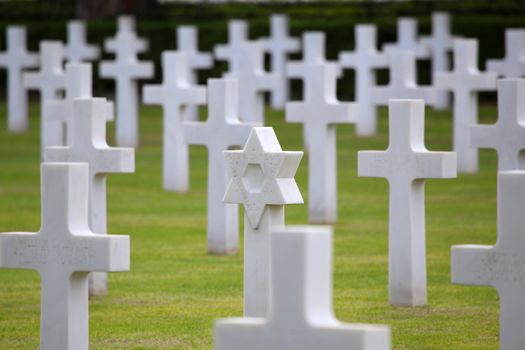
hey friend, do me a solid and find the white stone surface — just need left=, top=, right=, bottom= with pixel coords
left=358, top=99, right=457, bottom=306
left=177, top=25, right=213, bottom=121
left=471, top=79, right=525, bottom=171
left=383, top=18, right=430, bottom=59
left=24, top=41, right=66, bottom=157
left=215, top=226, right=391, bottom=350
left=224, top=127, right=303, bottom=317
left=185, top=79, right=257, bottom=254
left=371, top=50, right=437, bottom=108
left=487, top=29, right=525, bottom=78
left=227, top=41, right=279, bottom=123
left=44, top=63, right=114, bottom=147
left=452, top=171, right=525, bottom=350
left=45, top=98, right=134, bottom=295
left=0, top=162, right=130, bottom=350
left=143, top=51, right=206, bottom=192
left=286, top=63, right=356, bottom=224
left=214, top=20, right=248, bottom=75
left=434, top=39, right=497, bottom=173
left=0, top=26, right=38, bottom=132
left=421, top=12, right=455, bottom=110
left=64, top=20, right=100, bottom=63
left=261, top=14, right=300, bottom=109
left=100, top=15, right=153, bottom=148
left=339, top=24, right=388, bottom=135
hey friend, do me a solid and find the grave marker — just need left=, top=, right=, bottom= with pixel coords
left=0, top=163, right=130, bottom=350
left=383, top=18, right=430, bottom=59
left=215, top=226, right=391, bottom=350
left=0, top=26, right=38, bottom=132
left=434, top=39, right=497, bottom=173
left=45, top=98, right=134, bottom=295
left=487, top=29, right=525, bottom=78
left=224, top=127, right=303, bottom=317
left=215, top=20, right=248, bottom=75
left=358, top=99, right=457, bottom=306
left=64, top=20, right=100, bottom=63
left=143, top=51, right=206, bottom=192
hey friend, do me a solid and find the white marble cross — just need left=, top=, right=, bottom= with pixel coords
left=143, top=51, right=206, bottom=192
left=358, top=99, right=457, bottom=306
left=487, top=29, right=525, bottom=78
left=383, top=17, right=430, bottom=59
left=64, top=20, right=100, bottom=63
left=214, top=20, right=248, bottom=75
left=24, top=41, right=66, bottom=157
left=452, top=171, right=525, bottom=350
left=45, top=98, right=134, bottom=296
left=261, top=14, right=300, bottom=109
left=0, top=26, right=38, bottom=132
left=176, top=25, right=213, bottom=121
left=100, top=15, right=153, bottom=148
left=185, top=79, right=257, bottom=255
left=421, top=12, right=455, bottom=110
left=224, top=127, right=303, bottom=317
left=286, top=63, right=355, bottom=224
left=339, top=24, right=388, bottom=136
left=471, top=79, right=525, bottom=171
left=434, top=39, right=497, bottom=173
left=371, top=50, right=437, bottom=108
left=0, top=162, right=130, bottom=350
left=44, top=63, right=114, bottom=146
left=229, top=41, right=279, bottom=123
left=215, top=226, right=391, bottom=350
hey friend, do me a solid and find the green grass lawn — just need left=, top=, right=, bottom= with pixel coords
left=0, top=102, right=500, bottom=349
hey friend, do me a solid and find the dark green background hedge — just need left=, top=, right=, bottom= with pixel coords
left=0, top=0, right=524, bottom=101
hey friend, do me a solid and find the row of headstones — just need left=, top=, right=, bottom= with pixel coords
left=1, top=91, right=524, bottom=348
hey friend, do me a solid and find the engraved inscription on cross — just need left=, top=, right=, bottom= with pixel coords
left=487, top=29, right=525, bottom=78
left=358, top=100, right=457, bottom=306
left=471, top=79, right=525, bottom=171
left=45, top=98, right=134, bottom=295
left=185, top=79, right=258, bottom=255
left=224, top=127, right=303, bottom=317
left=143, top=51, right=206, bottom=192
left=214, top=20, right=248, bottom=75
left=0, top=163, right=130, bottom=350
left=434, top=39, right=497, bottom=173
left=215, top=226, right=391, bottom=350
left=452, top=171, right=525, bottom=350
left=339, top=24, right=388, bottom=136
left=286, top=63, right=355, bottom=224
left=64, top=20, right=100, bottom=63
left=0, top=26, right=38, bottom=132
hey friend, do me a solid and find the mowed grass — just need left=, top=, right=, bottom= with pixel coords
left=0, top=101, right=500, bottom=349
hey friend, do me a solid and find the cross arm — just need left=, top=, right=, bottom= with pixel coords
left=191, top=52, right=213, bottom=69
left=415, top=151, right=457, bottom=179
left=130, top=61, right=154, bottom=79
left=0, top=232, right=39, bottom=270
left=142, top=85, right=164, bottom=105
left=97, top=148, right=135, bottom=173
left=451, top=245, right=495, bottom=287
left=470, top=125, right=496, bottom=149
left=357, top=151, right=390, bottom=179
left=326, top=102, right=357, bottom=125
left=23, top=72, right=42, bottom=89
left=43, top=100, right=67, bottom=123
left=98, top=62, right=116, bottom=78
left=183, top=121, right=207, bottom=145
left=74, top=234, right=130, bottom=272
left=179, top=86, right=207, bottom=106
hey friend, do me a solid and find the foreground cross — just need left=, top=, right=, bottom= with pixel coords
left=487, top=29, right=525, bottom=78
left=185, top=79, right=257, bottom=254
left=383, top=18, right=429, bottom=59
left=64, top=20, right=100, bottom=63
left=0, top=163, right=130, bottom=350
left=45, top=98, right=134, bottom=295
left=339, top=24, right=387, bottom=135
left=224, top=127, right=303, bottom=317
left=24, top=41, right=66, bottom=157
left=286, top=63, right=355, bottom=223
left=452, top=171, right=525, bottom=350
left=421, top=12, right=454, bottom=110
left=471, top=79, right=525, bottom=171
left=358, top=100, right=457, bottom=306
left=215, top=226, right=391, bottom=350
left=214, top=20, right=248, bottom=75
left=100, top=15, right=153, bottom=147
left=0, top=26, right=38, bottom=132
left=143, top=51, right=206, bottom=192
left=261, top=14, right=300, bottom=109
left=434, top=39, right=497, bottom=173
left=44, top=63, right=113, bottom=146
left=176, top=25, right=212, bottom=121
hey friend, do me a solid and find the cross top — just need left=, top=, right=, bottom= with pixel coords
left=177, top=26, right=212, bottom=69
left=64, top=20, right=100, bottom=63
left=339, top=25, right=387, bottom=72
left=223, top=127, right=303, bottom=229
left=214, top=20, right=248, bottom=74
left=471, top=79, right=525, bottom=171
left=422, top=12, right=453, bottom=51
left=487, top=29, right=525, bottom=78
left=384, top=18, right=429, bottom=58
left=24, top=41, right=66, bottom=97
left=0, top=26, right=38, bottom=68
left=264, top=14, right=300, bottom=54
